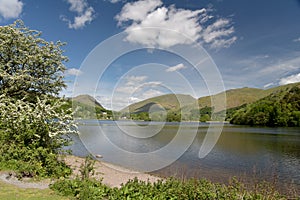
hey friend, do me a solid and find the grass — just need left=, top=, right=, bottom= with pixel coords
left=0, top=180, right=69, bottom=200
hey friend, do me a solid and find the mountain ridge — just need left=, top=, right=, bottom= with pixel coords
left=123, top=83, right=300, bottom=114
left=72, top=94, right=104, bottom=109
left=70, top=82, right=300, bottom=123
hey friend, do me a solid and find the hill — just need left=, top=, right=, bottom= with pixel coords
left=198, top=83, right=300, bottom=109
left=122, top=94, right=197, bottom=113
left=118, top=94, right=197, bottom=121
left=229, top=83, right=300, bottom=126
left=71, top=95, right=112, bottom=119
left=72, top=94, right=104, bottom=109
left=121, top=82, right=300, bottom=123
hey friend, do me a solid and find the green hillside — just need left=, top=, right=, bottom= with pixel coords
left=198, top=82, right=300, bottom=109
left=118, top=94, right=197, bottom=121
left=71, top=95, right=112, bottom=119
left=198, top=87, right=277, bottom=110
left=122, top=94, right=197, bottom=113
left=68, top=83, right=300, bottom=122
left=229, top=84, right=300, bottom=126
left=72, top=94, right=105, bottom=109
left=121, top=82, right=300, bottom=123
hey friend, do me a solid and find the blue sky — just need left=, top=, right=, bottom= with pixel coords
left=1, top=0, right=300, bottom=110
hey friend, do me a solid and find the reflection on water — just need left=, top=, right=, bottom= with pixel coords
left=68, top=120, right=300, bottom=191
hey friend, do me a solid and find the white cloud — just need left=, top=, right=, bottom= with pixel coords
left=99, top=87, right=163, bottom=110
left=0, top=0, right=23, bottom=19
left=108, top=0, right=124, bottom=3
left=166, top=63, right=186, bottom=72
left=125, top=75, right=147, bottom=85
left=222, top=52, right=300, bottom=89
left=65, top=68, right=82, bottom=76
left=62, top=0, right=95, bottom=29
left=111, top=75, right=165, bottom=110
left=263, top=82, right=274, bottom=88
left=279, top=73, right=300, bottom=85
left=115, top=76, right=162, bottom=95
left=115, top=0, right=236, bottom=49
left=97, top=95, right=128, bottom=110
left=115, top=75, right=147, bottom=93
left=116, top=0, right=162, bottom=23
left=69, top=7, right=94, bottom=29
left=293, top=37, right=300, bottom=42
left=202, top=19, right=237, bottom=49
left=259, top=56, right=300, bottom=75
left=68, top=0, right=87, bottom=13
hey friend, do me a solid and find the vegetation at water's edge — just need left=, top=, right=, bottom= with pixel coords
left=50, top=156, right=298, bottom=200
left=51, top=177, right=290, bottom=200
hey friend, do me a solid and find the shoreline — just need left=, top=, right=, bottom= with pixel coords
left=64, top=155, right=161, bottom=188
left=0, top=155, right=161, bottom=189
left=1, top=155, right=299, bottom=195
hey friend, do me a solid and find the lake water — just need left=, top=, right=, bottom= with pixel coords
left=68, top=120, right=300, bottom=192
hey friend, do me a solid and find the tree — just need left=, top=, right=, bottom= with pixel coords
left=200, top=114, right=210, bottom=122
left=166, top=110, right=181, bottom=122
left=230, top=86, right=300, bottom=127
left=0, top=20, right=67, bottom=100
left=0, top=20, right=75, bottom=178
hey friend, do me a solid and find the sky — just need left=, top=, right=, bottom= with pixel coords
left=1, top=0, right=300, bottom=110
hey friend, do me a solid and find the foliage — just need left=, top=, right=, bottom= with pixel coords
left=51, top=176, right=289, bottom=200
left=79, top=154, right=96, bottom=181
left=51, top=157, right=289, bottom=200
left=120, top=83, right=300, bottom=123
left=230, top=86, right=300, bottom=126
left=0, top=20, right=76, bottom=178
left=0, top=95, right=75, bottom=178
left=71, top=95, right=113, bottom=120
left=50, top=155, right=110, bottom=200
left=0, top=20, right=67, bottom=100
left=50, top=178, right=111, bottom=200
left=166, top=110, right=181, bottom=122
left=129, top=112, right=151, bottom=121
left=199, top=106, right=213, bottom=122
left=72, top=100, right=112, bottom=119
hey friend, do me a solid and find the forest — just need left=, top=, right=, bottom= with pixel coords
left=229, top=86, right=300, bottom=126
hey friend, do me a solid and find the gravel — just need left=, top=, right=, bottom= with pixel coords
left=0, top=172, right=50, bottom=189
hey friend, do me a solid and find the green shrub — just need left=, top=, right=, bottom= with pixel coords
left=0, top=20, right=77, bottom=178
left=0, top=96, right=75, bottom=178
left=51, top=178, right=111, bottom=200
left=50, top=156, right=110, bottom=199
left=51, top=174, right=290, bottom=200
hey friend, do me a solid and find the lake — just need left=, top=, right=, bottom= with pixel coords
left=68, top=120, right=300, bottom=192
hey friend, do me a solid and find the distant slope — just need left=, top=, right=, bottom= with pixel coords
left=72, top=94, right=104, bottom=109
left=229, top=84, right=300, bottom=126
left=198, top=82, right=300, bottom=110
left=120, top=82, right=300, bottom=122
left=122, top=94, right=197, bottom=113
left=198, top=87, right=267, bottom=110
left=71, top=95, right=112, bottom=119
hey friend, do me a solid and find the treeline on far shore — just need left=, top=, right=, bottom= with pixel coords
left=71, top=85, right=300, bottom=127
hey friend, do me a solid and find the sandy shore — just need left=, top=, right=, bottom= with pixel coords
left=64, top=155, right=160, bottom=188
left=0, top=155, right=161, bottom=189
